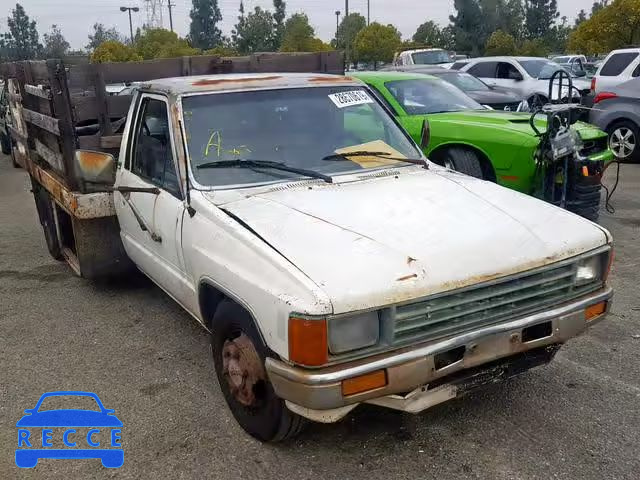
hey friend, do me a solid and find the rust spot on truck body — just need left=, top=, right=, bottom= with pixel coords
left=308, top=76, right=354, bottom=83
left=76, top=150, right=112, bottom=173
left=191, top=75, right=282, bottom=87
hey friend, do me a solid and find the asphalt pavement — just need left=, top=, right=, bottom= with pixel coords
left=1, top=154, right=639, bottom=480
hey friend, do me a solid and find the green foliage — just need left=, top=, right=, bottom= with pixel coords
left=232, top=6, right=276, bottom=54
left=524, top=0, right=559, bottom=39
left=568, top=0, right=640, bottom=55
left=189, top=0, right=223, bottom=50
left=87, top=23, right=123, bottom=51
left=354, top=22, right=402, bottom=67
left=412, top=21, right=443, bottom=46
left=517, top=38, right=549, bottom=56
left=203, top=44, right=239, bottom=57
left=2, top=3, right=41, bottom=61
left=279, top=13, right=329, bottom=52
left=42, top=24, right=70, bottom=59
left=334, top=13, right=367, bottom=64
left=485, top=30, right=517, bottom=55
left=273, top=0, right=287, bottom=48
left=135, top=28, right=198, bottom=60
left=449, top=0, right=484, bottom=55
left=90, top=41, right=142, bottom=63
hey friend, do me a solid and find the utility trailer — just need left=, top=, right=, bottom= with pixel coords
left=0, top=52, right=344, bottom=278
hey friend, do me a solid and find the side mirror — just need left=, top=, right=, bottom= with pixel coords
left=513, top=75, right=524, bottom=82
left=420, top=119, right=431, bottom=150
left=74, top=150, right=116, bottom=187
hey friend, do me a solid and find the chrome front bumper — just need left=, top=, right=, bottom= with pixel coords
left=266, top=288, right=612, bottom=416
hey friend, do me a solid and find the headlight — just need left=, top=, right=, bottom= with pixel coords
left=328, top=311, right=379, bottom=354
left=575, top=252, right=608, bottom=286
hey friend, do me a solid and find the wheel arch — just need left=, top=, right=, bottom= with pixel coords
left=198, top=277, right=262, bottom=337
left=429, top=143, right=498, bottom=182
left=604, top=116, right=639, bottom=133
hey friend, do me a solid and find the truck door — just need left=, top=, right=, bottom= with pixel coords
left=115, top=94, right=190, bottom=304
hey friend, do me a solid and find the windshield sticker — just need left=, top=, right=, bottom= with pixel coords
left=328, top=90, right=374, bottom=109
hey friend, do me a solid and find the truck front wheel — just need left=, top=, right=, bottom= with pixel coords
left=211, top=300, right=306, bottom=442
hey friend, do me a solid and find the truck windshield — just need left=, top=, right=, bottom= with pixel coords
left=411, top=50, right=452, bottom=65
left=182, top=87, right=422, bottom=188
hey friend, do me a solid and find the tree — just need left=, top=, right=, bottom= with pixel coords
left=591, top=1, right=609, bottom=15
left=2, top=3, right=41, bottom=60
left=232, top=6, right=276, bottom=54
left=568, top=0, right=640, bottom=55
left=524, top=0, right=559, bottom=40
left=412, top=21, right=443, bottom=46
left=42, top=24, right=70, bottom=59
left=575, top=9, right=588, bottom=26
left=189, top=0, right=223, bottom=50
left=354, top=23, right=402, bottom=69
left=273, top=0, right=286, bottom=48
left=90, top=40, right=141, bottom=63
left=517, top=38, right=549, bottom=56
left=334, top=13, right=367, bottom=64
left=87, top=23, right=123, bottom=51
left=135, top=28, right=198, bottom=59
left=279, top=13, right=328, bottom=52
left=485, top=29, right=517, bottom=55
left=449, top=0, right=484, bottom=55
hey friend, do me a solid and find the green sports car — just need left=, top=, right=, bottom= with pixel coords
left=351, top=71, right=612, bottom=195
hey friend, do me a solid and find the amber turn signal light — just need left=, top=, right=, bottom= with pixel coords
left=288, top=317, right=328, bottom=366
left=585, top=301, right=607, bottom=321
left=341, top=370, right=387, bottom=396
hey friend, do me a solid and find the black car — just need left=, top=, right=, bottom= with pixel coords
left=383, top=65, right=528, bottom=112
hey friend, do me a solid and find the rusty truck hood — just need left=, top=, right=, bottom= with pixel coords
left=218, top=169, right=609, bottom=314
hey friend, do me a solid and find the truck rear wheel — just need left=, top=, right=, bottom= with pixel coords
left=211, top=300, right=306, bottom=442
left=30, top=178, right=63, bottom=261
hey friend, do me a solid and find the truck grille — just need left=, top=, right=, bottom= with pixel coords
left=392, top=262, right=602, bottom=345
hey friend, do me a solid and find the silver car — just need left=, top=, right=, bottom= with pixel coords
left=590, top=77, right=640, bottom=162
left=459, top=56, right=591, bottom=106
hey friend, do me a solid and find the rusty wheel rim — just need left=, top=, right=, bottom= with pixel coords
left=222, top=332, right=267, bottom=407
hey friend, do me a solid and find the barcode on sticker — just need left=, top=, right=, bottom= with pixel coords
left=328, top=90, right=374, bottom=108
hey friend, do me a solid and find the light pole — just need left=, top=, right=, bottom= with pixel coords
left=119, top=6, right=139, bottom=44
left=335, top=10, right=340, bottom=41
left=167, top=2, right=175, bottom=32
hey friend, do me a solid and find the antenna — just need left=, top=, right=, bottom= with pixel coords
left=143, top=0, right=164, bottom=28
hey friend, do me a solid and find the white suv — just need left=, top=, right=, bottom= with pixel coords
left=592, top=48, right=640, bottom=94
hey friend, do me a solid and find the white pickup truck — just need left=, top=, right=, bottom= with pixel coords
left=3, top=58, right=613, bottom=442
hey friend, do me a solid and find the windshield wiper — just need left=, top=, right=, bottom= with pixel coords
left=321, top=151, right=428, bottom=168
left=197, top=159, right=334, bottom=183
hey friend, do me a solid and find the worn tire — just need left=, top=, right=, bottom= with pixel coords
left=0, top=132, right=10, bottom=155
left=443, top=148, right=484, bottom=179
left=211, top=300, right=306, bottom=442
left=30, top=178, right=63, bottom=261
left=607, top=120, right=639, bottom=163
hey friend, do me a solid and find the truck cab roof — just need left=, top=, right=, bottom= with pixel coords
left=141, top=72, right=359, bottom=96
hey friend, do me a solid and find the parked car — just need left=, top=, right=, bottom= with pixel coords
left=4, top=57, right=614, bottom=442
left=552, top=55, right=587, bottom=66
left=393, top=48, right=452, bottom=66
left=352, top=71, right=612, bottom=197
left=591, top=48, right=640, bottom=94
left=459, top=56, right=591, bottom=106
left=590, top=77, right=640, bottom=161
left=0, top=80, right=11, bottom=154
left=384, top=65, right=528, bottom=111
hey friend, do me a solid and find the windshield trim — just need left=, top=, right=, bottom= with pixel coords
left=178, top=86, right=425, bottom=192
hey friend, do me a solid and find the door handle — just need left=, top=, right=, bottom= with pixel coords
left=120, top=192, right=162, bottom=243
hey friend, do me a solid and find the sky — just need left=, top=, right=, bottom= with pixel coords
left=3, top=0, right=594, bottom=50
